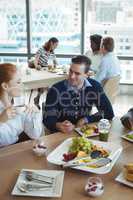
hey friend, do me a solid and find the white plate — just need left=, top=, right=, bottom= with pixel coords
left=115, top=172, right=133, bottom=188
left=75, top=127, right=99, bottom=137
left=12, top=169, right=64, bottom=197
left=121, top=131, right=133, bottom=143
left=47, top=137, right=122, bottom=174
left=56, top=71, right=67, bottom=75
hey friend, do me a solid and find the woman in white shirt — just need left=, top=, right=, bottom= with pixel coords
left=0, top=63, right=42, bottom=147
left=95, top=37, right=121, bottom=85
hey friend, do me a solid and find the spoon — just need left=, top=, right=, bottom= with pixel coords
left=17, top=181, right=52, bottom=193
left=23, top=171, right=54, bottom=184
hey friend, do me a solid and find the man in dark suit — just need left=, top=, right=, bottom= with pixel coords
left=43, top=55, right=114, bottom=133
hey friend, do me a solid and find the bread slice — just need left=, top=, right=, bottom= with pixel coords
left=125, top=172, right=133, bottom=182
left=124, top=163, right=133, bottom=173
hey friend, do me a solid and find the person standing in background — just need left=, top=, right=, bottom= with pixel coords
left=95, top=37, right=121, bottom=85
left=34, top=37, right=59, bottom=69
left=34, top=37, right=59, bottom=108
left=85, top=34, right=103, bottom=73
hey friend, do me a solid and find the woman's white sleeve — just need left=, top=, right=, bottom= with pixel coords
left=23, top=112, right=43, bottom=139
left=0, top=122, right=19, bottom=147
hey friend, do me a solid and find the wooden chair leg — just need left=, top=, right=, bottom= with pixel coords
left=28, top=89, right=33, bottom=104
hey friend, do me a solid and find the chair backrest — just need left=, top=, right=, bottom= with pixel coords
left=103, top=75, right=120, bottom=104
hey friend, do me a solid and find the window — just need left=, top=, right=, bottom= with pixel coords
left=0, top=56, right=27, bottom=66
left=85, top=0, right=133, bottom=84
left=85, top=0, right=133, bottom=57
left=0, top=0, right=132, bottom=85
left=0, top=0, right=27, bottom=53
left=56, top=57, right=71, bottom=65
left=125, top=38, right=129, bottom=42
left=120, top=60, right=133, bottom=84
left=125, top=46, right=131, bottom=50
left=30, top=0, right=81, bottom=54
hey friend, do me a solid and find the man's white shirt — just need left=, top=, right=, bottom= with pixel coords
left=95, top=52, right=121, bottom=83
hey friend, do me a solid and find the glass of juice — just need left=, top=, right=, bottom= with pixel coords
left=98, top=119, right=111, bottom=141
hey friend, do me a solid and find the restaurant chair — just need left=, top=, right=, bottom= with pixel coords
left=17, top=132, right=31, bottom=143
left=34, top=87, right=49, bottom=110
left=102, top=75, right=120, bottom=104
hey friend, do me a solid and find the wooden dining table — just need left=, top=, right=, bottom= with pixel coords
left=0, top=117, right=132, bottom=200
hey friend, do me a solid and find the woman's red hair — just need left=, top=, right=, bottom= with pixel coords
left=0, top=63, right=17, bottom=96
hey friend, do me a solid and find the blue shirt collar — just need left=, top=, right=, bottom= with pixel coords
left=65, top=78, right=92, bottom=92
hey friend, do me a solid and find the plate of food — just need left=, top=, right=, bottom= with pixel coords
left=121, top=131, right=133, bottom=143
left=75, top=124, right=99, bottom=137
left=48, top=68, right=58, bottom=73
left=115, top=163, right=133, bottom=187
left=12, top=169, right=64, bottom=197
left=47, top=137, right=122, bottom=174
left=56, top=71, right=67, bottom=75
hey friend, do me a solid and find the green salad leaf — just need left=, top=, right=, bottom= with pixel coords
left=69, top=137, right=93, bottom=154
left=126, top=134, right=133, bottom=140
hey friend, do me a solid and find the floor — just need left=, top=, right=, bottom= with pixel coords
left=25, top=89, right=133, bottom=118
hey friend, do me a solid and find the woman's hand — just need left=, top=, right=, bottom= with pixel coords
left=34, top=54, right=41, bottom=70
left=36, top=65, right=42, bottom=70
left=24, top=104, right=39, bottom=115
left=0, top=106, right=17, bottom=122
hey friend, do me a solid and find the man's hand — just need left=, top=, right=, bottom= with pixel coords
left=121, top=113, right=133, bottom=130
left=76, top=118, right=87, bottom=127
left=56, top=120, right=75, bottom=133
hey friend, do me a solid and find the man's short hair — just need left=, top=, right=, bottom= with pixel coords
left=71, top=55, right=91, bottom=74
left=90, top=34, right=102, bottom=50
left=102, top=37, right=114, bottom=52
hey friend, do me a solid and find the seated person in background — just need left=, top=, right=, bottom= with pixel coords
left=34, top=37, right=59, bottom=109
left=43, top=55, right=114, bottom=133
left=0, top=63, right=42, bottom=147
left=121, top=108, right=133, bottom=130
left=95, top=37, right=121, bottom=85
left=85, top=34, right=103, bottom=73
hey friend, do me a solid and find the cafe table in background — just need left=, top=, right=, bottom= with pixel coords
left=22, top=67, right=67, bottom=90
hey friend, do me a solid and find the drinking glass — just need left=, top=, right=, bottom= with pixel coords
left=98, top=119, right=111, bottom=141
left=85, top=177, right=104, bottom=197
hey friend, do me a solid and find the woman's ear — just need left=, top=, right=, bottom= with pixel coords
left=1, top=82, right=9, bottom=91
